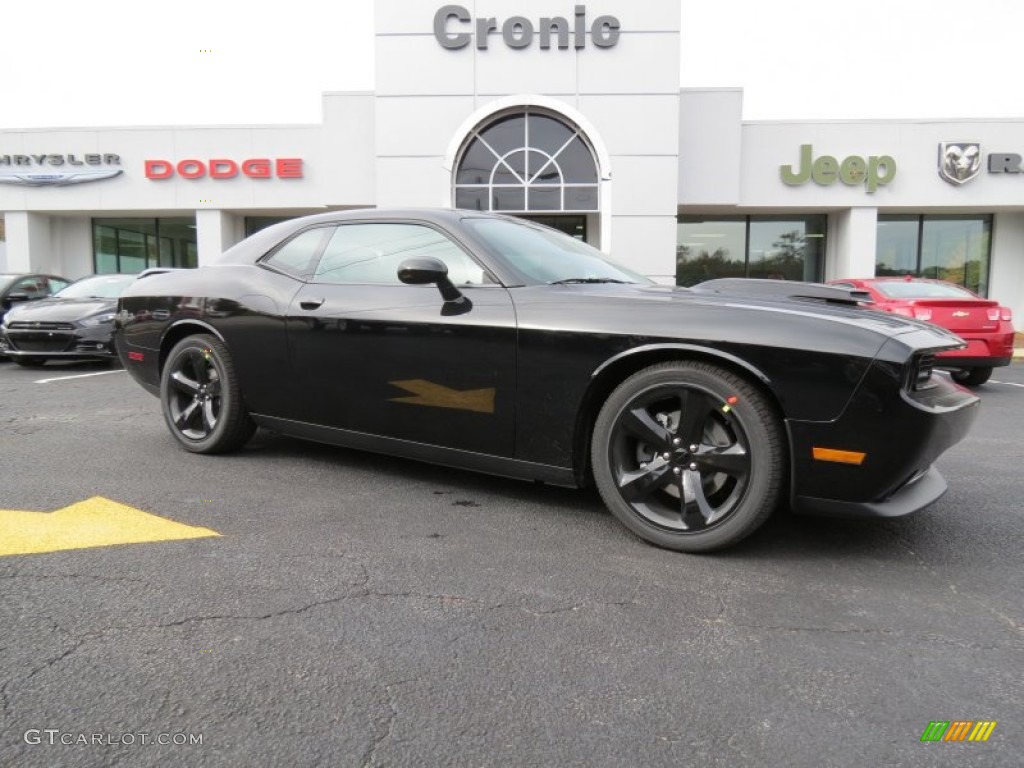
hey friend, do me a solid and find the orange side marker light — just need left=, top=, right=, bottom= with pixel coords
left=812, top=447, right=867, bottom=465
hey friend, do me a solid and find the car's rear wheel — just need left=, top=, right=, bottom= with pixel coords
left=13, top=356, right=45, bottom=367
left=951, top=367, right=992, bottom=387
left=592, top=361, right=785, bottom=552
left=160, top=334, right=255, bottom=454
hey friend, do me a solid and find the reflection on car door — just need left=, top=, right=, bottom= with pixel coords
left=284, top=221, right=517, bottom=458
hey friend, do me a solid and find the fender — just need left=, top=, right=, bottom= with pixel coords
left=590, top=342, right=774, bottom=387
left=161, top=318, right=226, bottom=348
left=158, top=319, right=228, bottom=375
left=571, top=343, right=782, bottom=487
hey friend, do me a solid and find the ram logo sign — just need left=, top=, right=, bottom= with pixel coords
left=939, top=142, right=982, bottom=186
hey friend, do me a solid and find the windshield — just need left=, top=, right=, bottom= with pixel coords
left=874, top=281, right=976, bottom=299
left=55, top=274, right=136, bottom=299
left=464, top=218, right=651, bottom=285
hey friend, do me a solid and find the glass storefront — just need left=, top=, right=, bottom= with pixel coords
left=875, top=214, right=992, bottom=296
left=93, top=217, right=197, bottom=274
left=676, top=215, right=826, bottom=287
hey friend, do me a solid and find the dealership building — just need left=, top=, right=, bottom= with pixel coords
left=1, top=0, right=1022, bottom=328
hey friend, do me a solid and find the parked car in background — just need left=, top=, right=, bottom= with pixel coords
left=0, top=273, right=137, bottom=367
left=114, top=209, right=979, bottom=553
left=0, top=273, right=71, bottom=330
left=829, top=276, right=1014, bottom=386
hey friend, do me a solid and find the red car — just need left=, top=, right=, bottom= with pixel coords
left=830, top=277, right=1014, bottom=386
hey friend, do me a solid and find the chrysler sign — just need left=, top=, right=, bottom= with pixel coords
left=0, top=153, right=122, bottom=187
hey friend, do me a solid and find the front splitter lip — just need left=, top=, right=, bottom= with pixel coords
left=793, top=465, right=947, bottom=519
left=2, top=348, right=117, bottom=360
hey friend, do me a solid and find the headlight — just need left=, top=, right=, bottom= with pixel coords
left=79, top=312, right=117, bottom=327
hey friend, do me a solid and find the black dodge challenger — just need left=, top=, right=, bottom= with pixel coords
left=115, top=209, right=980, bottom=552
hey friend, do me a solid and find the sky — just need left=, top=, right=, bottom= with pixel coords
left=2, top=0, right=1023, bottom=131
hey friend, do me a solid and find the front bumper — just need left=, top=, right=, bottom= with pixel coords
left=789, top=352, right=980, bottom=519
left=795, top=466, right=948, bottom=519
left=0, top=325, right=117, bottom=360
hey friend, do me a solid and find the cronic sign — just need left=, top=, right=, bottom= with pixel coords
left=434, top=5, right=620, bottom=50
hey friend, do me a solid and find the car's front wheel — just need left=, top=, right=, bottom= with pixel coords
left=951, top=367, right=992, bottom=387
left=592, top=361, right=785, bottom=553
left=160, top=334, right=255, bottom=453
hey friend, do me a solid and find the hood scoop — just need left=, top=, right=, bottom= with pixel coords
left=692, top=278, right=871, bottom=306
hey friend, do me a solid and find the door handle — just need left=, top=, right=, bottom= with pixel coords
left=300, top=298, right=325, bottom=310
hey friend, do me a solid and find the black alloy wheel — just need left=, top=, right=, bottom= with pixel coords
left=160, top=334, right=255, bottom=454
left=951, top=367, right=992, bottom=387
left=592, top=361, right=785, bottom=552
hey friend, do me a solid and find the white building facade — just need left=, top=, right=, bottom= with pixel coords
left=1, top=0, right=1022, bottom=328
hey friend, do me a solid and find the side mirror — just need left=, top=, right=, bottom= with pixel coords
left=398, top=256, right=448, bottom=286
left=397, top=257, right=465, bottom=304
left=6, top=292, right=30, bottom=303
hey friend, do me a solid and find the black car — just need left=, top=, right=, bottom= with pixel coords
left=114, top=209, right=979, bottom=552
left=1, top=273, right=137, bottom=366
left=0, top=273, right=71, bottom=332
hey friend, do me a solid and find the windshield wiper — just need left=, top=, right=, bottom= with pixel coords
left=548, top=277, right=631, bottom=285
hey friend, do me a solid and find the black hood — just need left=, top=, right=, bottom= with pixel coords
left=3, top=296, right=115, bottom=324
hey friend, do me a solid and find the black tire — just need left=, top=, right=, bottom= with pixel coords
left=592, top=361, right=785, bottom=553
left=951, top=367, right=992, bottom=387
left=160, top=334, right=255, bottom=454
left=13, top=356, right=45, bottom=367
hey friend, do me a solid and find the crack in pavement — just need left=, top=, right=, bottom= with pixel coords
left=1, top=636, right=91, bottom=724
left=361, top=678, right=419, bottom=768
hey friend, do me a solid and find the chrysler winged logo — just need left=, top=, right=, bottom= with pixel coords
left=0, top=169, right=123, bottom=187
left=939, top=142, right=982, bottom=186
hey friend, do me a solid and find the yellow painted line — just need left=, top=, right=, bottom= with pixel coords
left=0, top=496, right=220, bottom=557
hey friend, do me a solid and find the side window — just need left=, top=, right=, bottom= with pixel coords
left=313, top=223, right=493, bottom=286
left=12, top=277, right=43, bottom=297
left=262, top=227, right=332, bottom=279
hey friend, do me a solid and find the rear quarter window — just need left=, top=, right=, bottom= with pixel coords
left=261, top=227, right=333, bottom=280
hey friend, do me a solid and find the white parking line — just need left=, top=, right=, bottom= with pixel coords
left=990, top=380, right=1024, bottom=388
left=35, top=370, right=126, bottom=384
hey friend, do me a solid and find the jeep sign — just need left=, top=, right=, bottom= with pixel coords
left=781, top=144, right=896, bottom=193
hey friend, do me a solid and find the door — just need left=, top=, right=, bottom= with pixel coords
left=285, top=221, right=517, bottom=458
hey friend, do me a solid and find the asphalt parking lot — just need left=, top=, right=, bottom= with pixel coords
left=1, top=359, right=1022, bottom=768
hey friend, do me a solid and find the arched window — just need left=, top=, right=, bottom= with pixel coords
left=454, top=109, right=599, bottom=213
